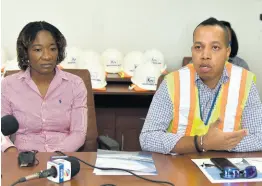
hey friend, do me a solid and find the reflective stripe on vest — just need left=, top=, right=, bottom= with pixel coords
left=166, top=62, right=255, bottom=136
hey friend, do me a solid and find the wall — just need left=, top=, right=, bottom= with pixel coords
left=1, top=0, right=262, bottom=95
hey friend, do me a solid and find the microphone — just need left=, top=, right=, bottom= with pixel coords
left=1, top=115, right=19, bottom=136
left=16, top=157, right=80, bottom=184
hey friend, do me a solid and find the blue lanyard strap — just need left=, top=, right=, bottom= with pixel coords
left=198, top=84, right=222, bottom=125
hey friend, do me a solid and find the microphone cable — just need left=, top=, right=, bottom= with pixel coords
left=55, top=151, right=175, bottom=186
left=11, top=180, right=21, bottom=186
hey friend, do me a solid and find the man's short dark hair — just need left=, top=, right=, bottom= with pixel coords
left=193, top=17, right=229, bottom=47
left=220, top=20, right=239, bottom=58
left=17, top=21, right=67, bottom=70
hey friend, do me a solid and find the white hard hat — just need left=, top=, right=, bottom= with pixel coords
left=1, top=48, right=8, bottom=65
left=81, top=50, right=107, bottom=89
left=101, top=48, right=123, bottom=73
left=60, top=47, right=82, bottom=69
left=79, top=50, right=101, bottom=68
left=144, top=49, right=167, bottom=73
left=5, top=57, right=20, bottom=71
left=131, top=62, right=161, bottom=91
left=1, top=49, right=8, bottom=73
left=122, top=51, right=145, bottom=77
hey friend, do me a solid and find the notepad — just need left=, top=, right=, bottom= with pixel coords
left=93, top=150, right=157, bottom=175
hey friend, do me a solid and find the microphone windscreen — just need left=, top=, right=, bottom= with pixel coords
left=64, top=156, right=80, bottom=177
left=1, top=115, right=19, bottom=136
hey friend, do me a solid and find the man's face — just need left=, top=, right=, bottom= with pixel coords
left=191, top=25, right=230, bottom=82
left=28, top=30, right=58, bottom=75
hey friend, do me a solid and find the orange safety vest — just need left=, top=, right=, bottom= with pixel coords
left=166, top=63, right=256, bottom=136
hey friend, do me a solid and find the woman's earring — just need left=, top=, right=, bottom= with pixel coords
left=27, top=60, right=31, bottom=67
left=23, top=59, right=28, bottom=66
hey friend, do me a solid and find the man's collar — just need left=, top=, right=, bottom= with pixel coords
left=195, top=66, right=230, bottom=85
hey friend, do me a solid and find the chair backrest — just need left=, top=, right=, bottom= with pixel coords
left=182, top=57, right=192, bottom=66
left=4, top=69, right=98, bottom=152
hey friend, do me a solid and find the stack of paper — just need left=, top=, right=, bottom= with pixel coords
left=192, top=158, right=262, bottom=183
left=93, top=150, right=157, bottom=175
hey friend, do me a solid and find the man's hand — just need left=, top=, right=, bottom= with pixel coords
left=203, top=119, right=248, bottom=151
left=4, top=146, right=18, bottom=153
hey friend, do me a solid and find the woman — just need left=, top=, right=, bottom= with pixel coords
left=220, top=20, right=250, bottom=70
left=2, top=21, right=87, bottom=152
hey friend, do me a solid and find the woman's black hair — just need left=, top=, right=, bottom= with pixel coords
left=17, top=21, right=67, bottom=70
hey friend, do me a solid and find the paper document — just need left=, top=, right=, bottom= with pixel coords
left=93, top=150, right=157, bottom=175
left=192, top=158, right=262, bottom=183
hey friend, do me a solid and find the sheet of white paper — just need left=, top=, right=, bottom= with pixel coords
left=94, top=150, right=157, bottom=175
left=94, top=157, right=156, bottom=173
left=245, top=158, right=262, bottom=172
left=97, top=150, right=154, bottom=163
left=97, top=154, right=153, bottom=162
left=94, top=169, right=157, bottom=175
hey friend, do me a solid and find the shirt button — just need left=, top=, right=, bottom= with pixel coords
left=42, top=119, right=46, bottom=122
left=45, top=144, right=48, bottom=147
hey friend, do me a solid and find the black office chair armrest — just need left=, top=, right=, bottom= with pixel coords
left=97, top=135, right=120, bottom=151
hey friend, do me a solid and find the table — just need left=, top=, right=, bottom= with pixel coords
left=2, top=151, right=262, bottom=186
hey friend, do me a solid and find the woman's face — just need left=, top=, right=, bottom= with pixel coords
left=27, top=30, right=58, bottom=75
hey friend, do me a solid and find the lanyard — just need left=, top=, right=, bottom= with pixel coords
left=198, top=84, right=222, bottom=125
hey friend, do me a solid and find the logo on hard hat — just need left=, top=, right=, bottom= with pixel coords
left=145, top=77, right=155, bottom=85
left=130, top=64, right=139, bottom=72
left=68, top=57, right=77, bottom=64
left=106, top=60, right=121, bottom=67
left=151, top=58, right=161, bottom=65
left=91, top=72, right=101, bottom=82
left=91, top=72, right=98, bottom=79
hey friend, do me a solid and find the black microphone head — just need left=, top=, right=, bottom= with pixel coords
left=64, top=156, right=80, bottom=178
left=1, top=115, right=19, bottom=136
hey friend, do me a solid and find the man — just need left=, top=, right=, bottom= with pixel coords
left=139, top=17, right=262, bottom=154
